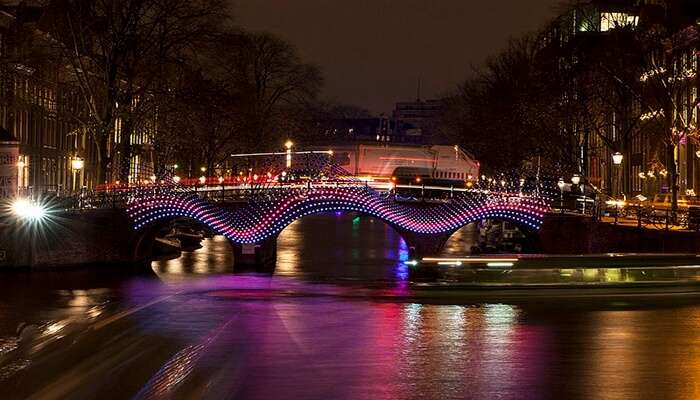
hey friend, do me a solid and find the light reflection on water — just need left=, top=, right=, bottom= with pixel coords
left=3, top=213, right=700, bottom=398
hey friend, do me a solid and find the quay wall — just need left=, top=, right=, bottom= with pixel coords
left=538, top=214, right=700, bottom=254
left=0, top=209, right=141, bottom=270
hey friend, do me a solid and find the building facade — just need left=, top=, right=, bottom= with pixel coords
left=537, top=0, right=700, bottom=198
left=0, top=2, right=155, bottom=198
left=392, top=99, right=442, bottom=143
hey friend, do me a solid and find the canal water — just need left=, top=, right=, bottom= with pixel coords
left=2, top=213, right=700, bottom=399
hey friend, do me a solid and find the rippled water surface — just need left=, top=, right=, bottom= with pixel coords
left=2, top=213, right=700, bottom=399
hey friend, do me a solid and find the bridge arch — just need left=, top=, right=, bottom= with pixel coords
left=127, top=187, right=547, bottom=259
left=442, top=217, right=542, bottom=255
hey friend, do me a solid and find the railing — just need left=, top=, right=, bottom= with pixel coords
left=605, top=204, right=694, bottom=230
left=49, top=179, right=547, bottom=212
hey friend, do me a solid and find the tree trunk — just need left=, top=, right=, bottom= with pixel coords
left=668, top=143, right=678, bottom=220
left=96, top=134, right=110, bottom=185
left=120, top=117, right=133, bottom=183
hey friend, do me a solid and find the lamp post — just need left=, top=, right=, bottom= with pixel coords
left=285, top=140, right=293, bottom=168
left=71, top=156, right=84, bottom=193
left=612, top=152, right=624, bottom=199
left=571, top=174, right=581, bottom=214
left=557, top=177, right=566, bottom=214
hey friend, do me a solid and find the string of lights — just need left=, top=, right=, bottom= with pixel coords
left=126, top=157, right=552, bottom=244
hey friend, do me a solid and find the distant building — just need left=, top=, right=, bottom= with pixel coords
left=392, top=99, right=443, bottom=143
left=318, top=117, right=393, bottom=143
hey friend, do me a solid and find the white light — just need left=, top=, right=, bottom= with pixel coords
left=285, top=140, right=293, bottom=149
left=150, top=175, right=157, bottom=182
left=438, top=261, right=462, bottom=266
left=422, top=257, right=518, bottom=263
left=71, top=157, right=84, bottom=170
left=571, top=174, right=581, bottom=185
left=487, top=262, right=514, bottom=268
left=173, top=176, right=181, bottom=183
left=218, top=176, right=224, bottom=184
left=16, top=160, right=25, bottom=168
left=557, top=178, right=566, bottom=190
left=612, top=152, right=623, bottom=165
left=199, top=176, right=206, bottom=184
left=200, top=166, right=206, bottom=172
left=12, top=198, right=47, bottom=221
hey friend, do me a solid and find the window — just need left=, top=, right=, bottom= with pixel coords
left=600, top=12, right=638, bottom=32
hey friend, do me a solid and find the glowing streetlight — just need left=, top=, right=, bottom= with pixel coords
left=612, top=152, right=623, bottom=197
left=71, top=156, right=84, bottom=192
left=200, top=166, right=207, bottom=173
left=285, top=140, right=293, bottom=168
left=71, top=157, right=84, bottom=171
left=612, top=152, right=623, bottom=165
left=12, top=198, right=47, bottom=222
left=557, top=178, right=566, bottom=214
left=571, top=174, right=581, bottom=185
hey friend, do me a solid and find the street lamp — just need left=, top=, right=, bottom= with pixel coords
left=285, top=140, right=293, bottom=168
left=571, top=174, right=582, bottom=214
left=557, top=177, right=566, bottom=214
left=612, top=152, right=623, bottom=198
left=612, top=152, right=623, bottom=165
left=571, top=174, right=581, bottom=185
left=71, top=156, right=84, bottom=193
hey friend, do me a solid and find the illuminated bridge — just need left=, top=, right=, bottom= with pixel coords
left=123, top=154, right=553, bottom=270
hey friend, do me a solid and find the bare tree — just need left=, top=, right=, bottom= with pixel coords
left=40, top=0, right=225, bottom=184
left=218, top=31, right=323, bottom=152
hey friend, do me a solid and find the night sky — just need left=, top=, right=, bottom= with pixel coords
left=234, top=0, right=562, bottom=114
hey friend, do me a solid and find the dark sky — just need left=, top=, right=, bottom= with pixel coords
left=233, top=0, right=562, bottom=114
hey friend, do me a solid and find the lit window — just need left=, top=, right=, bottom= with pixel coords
left=600, top=12, right=638, bottom=32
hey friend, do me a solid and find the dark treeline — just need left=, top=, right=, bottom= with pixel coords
left=1, top=0, right=359, bottom=183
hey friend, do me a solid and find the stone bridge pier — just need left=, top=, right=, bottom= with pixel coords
left=396, top=229, right=453, bottom=260
left=231, top=236, right=278, bottom=273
